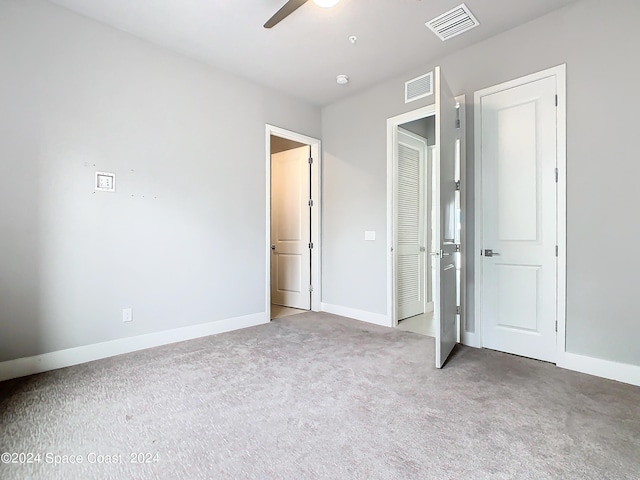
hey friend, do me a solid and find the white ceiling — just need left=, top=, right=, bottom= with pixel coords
left=48, top=0, right=577, bottom=106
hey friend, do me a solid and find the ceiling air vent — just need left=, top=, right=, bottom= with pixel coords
left=426, top=3, right=479, bottom=41
left=405, top=72, right=433, bottom=103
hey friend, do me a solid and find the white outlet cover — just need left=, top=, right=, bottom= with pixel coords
left=96, top=171, right=116, bottom=192
left=364, top=231, right=376, bottom=241
left=122, top=308, right=133, bottom=322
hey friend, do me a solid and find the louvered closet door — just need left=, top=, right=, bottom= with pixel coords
left=397, top=130, right=427, bottom=320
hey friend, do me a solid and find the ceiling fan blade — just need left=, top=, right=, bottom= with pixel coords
left=264, top=0, right=309, bottom=28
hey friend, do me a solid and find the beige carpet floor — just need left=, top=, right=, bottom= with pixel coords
left=1, top=312, right=639, bottom=479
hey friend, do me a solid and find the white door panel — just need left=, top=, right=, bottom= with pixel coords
left=271, top=146, right=311, bottom=310
left=480, top=76, right=557, bottom=362
left=434, top=66, right=458, bottom=368
left=397, top=131, right=427, bottom=320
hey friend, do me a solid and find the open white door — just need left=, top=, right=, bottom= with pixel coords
left=433, top=66, right=458, bottom=368
left=271, top=146, right=311, bottom=310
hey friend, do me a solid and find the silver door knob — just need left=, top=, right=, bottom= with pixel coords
left=484, top=249, right=500, bottom=257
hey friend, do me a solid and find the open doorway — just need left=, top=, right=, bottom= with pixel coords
left=394, top=114, right=463, bottom=339
left=266, top=126, right=322, bottom=320
left=394, top=117, right=437, bottom=336
left=386, top=67, right=465, bottom=368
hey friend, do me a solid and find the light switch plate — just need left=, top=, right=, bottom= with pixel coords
left=96, top=171, right=116, bottom=192
left=364, top=231, right=376, bottom=241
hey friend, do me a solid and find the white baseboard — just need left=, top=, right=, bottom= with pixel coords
left=321, top=303, right=392, bottom=328
left=0, top=312, right=269, bottom=382
left=557, top=351, right=640, bottom=387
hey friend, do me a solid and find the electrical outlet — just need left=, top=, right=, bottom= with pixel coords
left=96, top=171, right=116, bottom=192
left=122, top=308, right=133, bottom=323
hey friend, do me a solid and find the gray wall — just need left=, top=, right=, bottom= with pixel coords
left=0, top=0, right=320, bottom=362
left=321, top=0, right=640, bottom=366
left=401, top=117, right=435, bottom=146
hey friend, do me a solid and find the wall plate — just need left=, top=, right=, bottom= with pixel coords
left=95, top=171, right=116, bottom=192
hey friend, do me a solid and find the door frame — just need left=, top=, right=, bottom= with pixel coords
left=265, top=125, right=322, bottom=315
left=386, top=95, right=467, bottom=330
left=473, top=64, right=567, bottom=358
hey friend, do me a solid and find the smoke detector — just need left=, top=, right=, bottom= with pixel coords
left=336, top=75, right=349, bottom=85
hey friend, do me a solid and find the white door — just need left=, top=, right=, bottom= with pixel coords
left=434, top=66, right=458, bottom=368
left=396, top=130, right=427, bottom=320
left=478, top=76, right=557, bottom=362
left=271, top=146, right=311, bottom=310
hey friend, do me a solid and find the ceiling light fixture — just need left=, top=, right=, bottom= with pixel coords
left=313, top=0, right=340, bottom=8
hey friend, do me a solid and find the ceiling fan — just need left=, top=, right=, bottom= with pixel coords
left=264, top=0, right=340, bottom=29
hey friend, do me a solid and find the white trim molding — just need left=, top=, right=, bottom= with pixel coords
left=456, top=95, right=468, bottom=346
left=265, top=125, right=322, bottom=313
left=321, top=303, right=392, bottom=328
left=0, top=312, right=269, bottom=382
left=557, top=352, right=640, bottom=387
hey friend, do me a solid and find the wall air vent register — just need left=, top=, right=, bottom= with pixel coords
left=405, top=72, right=433, bottom=103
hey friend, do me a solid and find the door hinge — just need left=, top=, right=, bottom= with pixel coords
left=309, top=242, right=314, bottom=249
left=555, top=95, right=558, bottom=107
left=455, top=244, right=461, bottom=252
left=309, top=284, right=314, bottom=292
left=555, top=245, right=558, bottom=257
left=455, top=119, right=461, bottom=128
left=455, top=180, right=461, bottom=191
left=456, top=306, right=461, bottom=315
left=555, top=168, right=558, bottom=183
left=555, top=321, right=558, bottom=332
left=308, top=157, right=313, bottom=165
left=308, top=199, right=314, bottom=207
